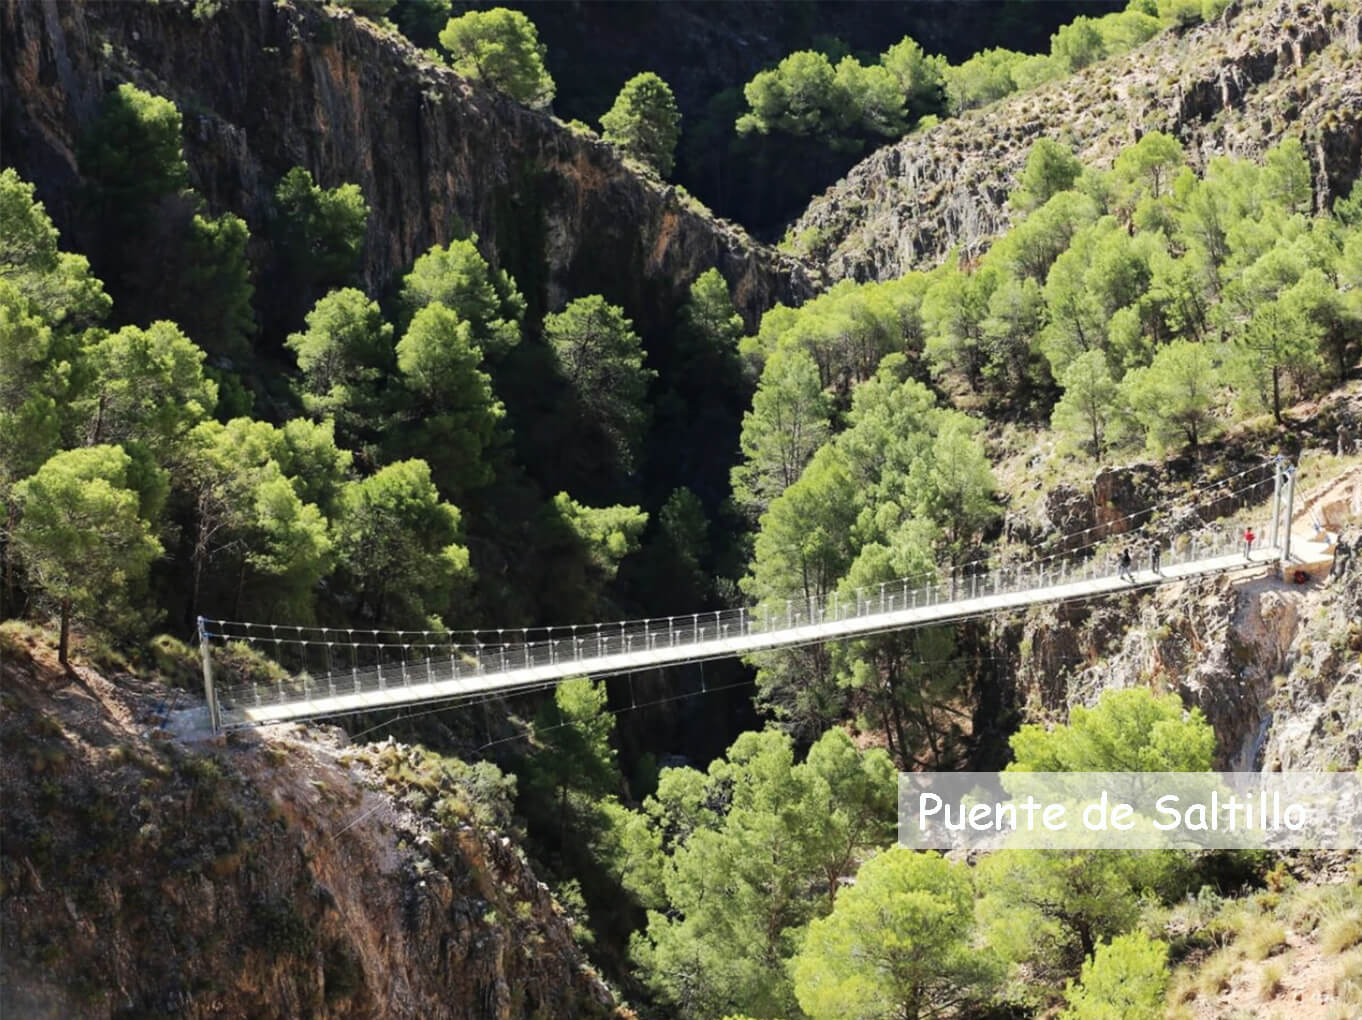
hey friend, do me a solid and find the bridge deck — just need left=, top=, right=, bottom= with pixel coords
left=222, top=547, right=1272, bottom=728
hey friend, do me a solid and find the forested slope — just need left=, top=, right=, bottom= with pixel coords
left=3, top=1, right=1362, bottom=1018
left=0, top=0, right=811, bottom=343
left=793, top=0, right=1362, bottom=281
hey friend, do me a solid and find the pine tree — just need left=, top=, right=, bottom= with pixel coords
left=13, top=446, right=161, bottom=662
left=601, top=72, right=682, bottom=177
left=438, top=8, right=554, bottom=108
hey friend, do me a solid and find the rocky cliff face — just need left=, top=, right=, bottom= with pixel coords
left=793, top=0, right=1362, bottom=282
left=1260, top=529, right=1362, bottom=770
left=0, top=638, right=624, bottom=1019
left=997, top=527, right=1361, bottom=773
left=512, top=0, right=1107, bottom=235
left=0, top=0, right=812, bottom=338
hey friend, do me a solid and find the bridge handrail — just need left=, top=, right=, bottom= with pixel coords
left=209, top=523, right=1268, bottom=715
left=201, top=461, right=1276, bottom=648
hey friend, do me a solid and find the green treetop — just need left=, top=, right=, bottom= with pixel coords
left=910, top=414, right=998, bottom=557
left=1051, top=349, right=1123, bottom=460
left=438, top=8, right=554, bottom=108
left=392, top=301, right=506, bottom=496
left=397, top=237, right=525, bottom=355
left=392, top=0, right=451, bottom=48
left=1228, top=299, right=1323, bottom=423
left=286, top=287, right=395, bottom=452
left=601, top=72, right=682, bottom=178
left=183, top=419, right=333, bottom=622
left=81, top=321, right=218, bottom=461
left=1060, top=931, right=1170, bottom=1020
left=174, top=211, right=256, bottom=360
left=334, top=458, right=472, bottom=627
left=793, top=848, right=999, bottom=1020
left=731, top=347, right=830, bottom=518
left=13, top=445, right=161, bottom=663
left=0, top=286, right=65, bottom=495
left=78, top=84, right=189, bottom=228
left=942, top=48, right=1027, bottom=113
left=637, top=728, right=895, bottom=1018
left=527, top=676, right=618, bottom=841
left=273, top=167, right=370, bottom=289
left=1112, top=131, right=1185, bottom=211
left=737, top=50, right=841, bottom=140
left=979, top=688, right=1210, bottom=992
left=0, top=169, right=111, bottom=331
left=1120, top=339, right=1222, bottom=454
left=544, top=295, right=655, bottom=476
left=879, top=36, right=947, bottom=122
left=1011, top=138, right=1084, bottom=214
left=678, top=268, right=744, bottom=368
left=1008, top=687, right=1215, bottom=772
left=535, top=492, right=648, bottom=618
left=1050, top=16, right=1107, bottom=73
left=268, top=418, right=354, bottom=520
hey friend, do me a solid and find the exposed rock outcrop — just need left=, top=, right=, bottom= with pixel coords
left=0, top=640, right=624, bottom=1019
left=793, top=0, right=1362, bottom=282
left=1259, top=527, right=1362, bottom=771
left=0, top=0, right=813, bottom=339
left=1000, top=523, right=1361, bottom=773
left=1002, top=573, right=1293, bottom=769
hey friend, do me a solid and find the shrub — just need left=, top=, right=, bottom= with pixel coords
left=149, top=633, right=200, bottom=688
left=1197, top=949, right=1237, bottom=998
left=253, top=899, right=314, bottom=956
left=215, top=641, right=289, bottom=688
left=1335, top=949, right=1362, bottom=1002
left=182, top=754, right=224, bottom=788
left=0, top=619, right=42, bottom=664
left=323, top=941, right=363, bottom=1002
left=1061, top=931, right=1170, bottom=1020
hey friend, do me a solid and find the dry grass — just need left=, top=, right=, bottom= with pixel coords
left=1257, top=959, right=1285, bottom=1000
left=1286, top=881, right=1362, bottom=935
left=1240, top=919, right=1288, bottom=961
left=1168, top=970, right=1200, bottom=1005
left=1197, top=947, right=1238, bottom=999
left=1334, top=949, right=1362, bottom=1003
left=1320, top=912, right=1362, bottom=956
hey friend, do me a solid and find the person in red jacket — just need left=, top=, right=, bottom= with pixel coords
left=1243, top=526, right=1256, bottom=560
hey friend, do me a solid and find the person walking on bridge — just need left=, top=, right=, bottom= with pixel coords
left=1118, top=547, right=1133, bottom=582
left=1243, top=526, right=1256, bottom=561
left=1149, top=540, right=1161, bottom=575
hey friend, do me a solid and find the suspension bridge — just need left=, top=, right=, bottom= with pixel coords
left=190, top=458, right=1319, bottom=733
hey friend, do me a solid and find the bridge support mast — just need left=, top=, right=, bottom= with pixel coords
left=1269, top=456, right=1283, bottom=551
left=1280, top=463, right=1297, bottom=567
left=197, top=616, right=221, bottom=734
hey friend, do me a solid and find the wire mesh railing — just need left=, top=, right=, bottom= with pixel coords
left=203, top=518, right=1275, bottom=723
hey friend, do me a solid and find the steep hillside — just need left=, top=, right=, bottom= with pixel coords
left=0, top=0, right=812, bottom=339
left=510, top=0, right=1112, bottom=235
left=793, top=0, right=1362, bottom=282
left=0, top=633, right=624, bottom=1019
left=524, top=0, right=1104, bottom=127
left=995, top=451, right=1362, bottom=776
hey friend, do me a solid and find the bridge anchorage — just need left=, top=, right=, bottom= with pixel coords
left=192, top=458, right=1309, bottom=733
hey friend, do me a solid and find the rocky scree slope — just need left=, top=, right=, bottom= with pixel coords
left=0, top=639, right=624, bottom=1019
left=793, top=0, right=1362, bottom=283
left=0, top=0, right=811, bottom=338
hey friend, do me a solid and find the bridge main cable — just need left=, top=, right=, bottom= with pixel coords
left=204, top=529, right=1277, bottom=727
